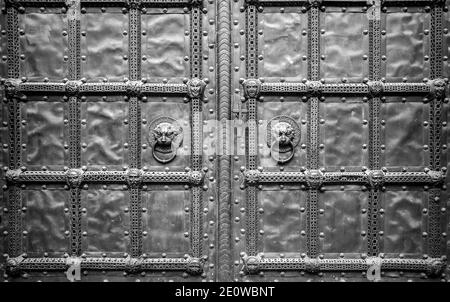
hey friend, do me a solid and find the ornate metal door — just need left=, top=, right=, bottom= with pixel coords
left=0, top=0, right=449, bottom=282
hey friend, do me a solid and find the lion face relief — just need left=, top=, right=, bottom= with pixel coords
left=272, top=122, right=294, bottom=146
left=187, top=78, right=206, bottom=98
left=148, top=117, right=184, bottom=164
left=153, top=122, right=179, bottom=147
left=266, top=116, right=300, bottom=164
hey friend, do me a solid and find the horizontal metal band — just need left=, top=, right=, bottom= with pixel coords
left=2, top=80, right=192, bottom=97
left=242, top=169, right=445, bottom=188
left=242, top=79, right=447, bottom=99
left=5, top=255, right=205, bottom=275
left=4, top=0, right=201, bottom=8
left=241, top=254, right=446, bottom=277
left=5, top=169, right=204, bottom=186
left=244, top=0, right=440, bottom=7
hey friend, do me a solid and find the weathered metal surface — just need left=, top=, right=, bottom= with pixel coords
left=0, top=0, right=448, bottom=282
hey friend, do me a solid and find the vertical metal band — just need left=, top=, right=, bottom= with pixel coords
left=129, top=4, right=142, bottom=257
left=6, top=7, right=19, bottom=79
left=68, top=0, right=82, bottom=256
left=6, top=6, right=22, bottom=257
left=245, top=4, right=258, bottom=256
left=306, top=4, right=320, bottom=258
left=191, top=6, right=202, bottom=79
left=428, top=4, right=444, bottom=258
left=217, top=0, right=232, bottom=280
left=367, top=0, right=381, bottom=257
left=190, top=6, right=203, bottom=258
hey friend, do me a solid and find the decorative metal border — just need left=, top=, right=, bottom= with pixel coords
left=5, top=256, right=204, bottom=276
left=367, top=0, right=382, bottom=257
left=242, top=169, right=446, bottom=187
left=4, top=0, right=204, bottom=8
left=244, top=2, right=259, bottom=258
left=240, top=254, right=446, bottom=277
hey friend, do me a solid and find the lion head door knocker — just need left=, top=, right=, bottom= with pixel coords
left=266, top=116, right=300, bottom=164
left=148, top=117, right=183, bottom=164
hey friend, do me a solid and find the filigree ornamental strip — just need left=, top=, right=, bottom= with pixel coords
left=5, top=256, right=192, bottom=275
left=6, top=6, right=23, bottom=258
left=244, top=4, right=259, bottom=257
left=188, top=6, right=203, bottom=260
left=427, top=3, right=444, bottom=259
left=66, top=0, right=82, bottom=257
left=217, top=0, right=232, bottom=281
left=127, top=3, right=143, bottom=257
left=305, top=1, right=321, bottom=259
left=367, top=0, right=382, bottom=257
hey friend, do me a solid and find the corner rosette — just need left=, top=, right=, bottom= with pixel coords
left=427, top=170, right=444, bottom=186
left=429, top=78, right=447, bottom=100
left=306, top=170, right=323, bottom=189
left=5, top=256, right=24, bottom=277
left=125, top=256, right=144, bottom=274
left=5, top=169, right=21, bottom=184
left=127, top=168, right=143, bottom=187
left=66, top=169, right=83, bottom=188
left=187, top=78, right=206, bottom=99
left=305, top=257, right=320, bottom=273
left=185, top=256, right=205, bottom=276
left=367, top=170, right=385, bottom=189
left=242, top=79, right=262, bottom=99
left=4, top=79, right=20, bottom=98
left=188, top=0, right=204, bottom=6
left=307, top=80, right=322, bottom=97
left=367, top=81, right=384, bottom=98
left=243, top=169, right=261, bottom=185
left=127, top=0, right=142, bottom=10
left=126, top=80, right=142, bottom=97
left=241, top=253, right=262, bottom=275
left=65, top=80, right=81, bottom=96
left=308, top=0, right=322, bottom=8
left=188, top=171, right=204, bottom=186
left=426, top=258, right=446, bottom=278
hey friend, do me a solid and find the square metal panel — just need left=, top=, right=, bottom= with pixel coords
left=319, top=190, right=368, bottom=254
left=19, top=13, right=68, bottom=80
left=81, top=12, right=129, bottom=81
left=141, top=13, right=189, bottom=79
left=23, top=189, right=69, bottom=256
left=82, top=188, right=130, bottom=254
left=321, top=12, right=369, bottom=81
left=142, top=190, right=189, bottom=255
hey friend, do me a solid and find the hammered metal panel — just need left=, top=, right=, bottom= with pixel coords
left=141, top=13, right=189, bottom=79
left=81, top=98, right=129, bottom=168
left=257, top=101, right=306, bottom=168
left=22, top=101, right=66, bottom=168
left=381, top=99, right=428, bottom=168
left=321, top=100, right=368, bottom=169
left=81, top=12, right=128, bottom=81
left=260, top=189, right=304, bottom=253
left=141, top=99, right=191, bottom=169
left=382, top=189, right=424, bottom=255
left=142, top=190, right=189, bottom=254
left=260, top=13, right=306, bottom=79
left=385, top=12, right=429, bottom=82
left=82, top=188, right=129, bottom=254
left=23, top=189, right=69, bottom=256
left=319, top=190, right=367, bottom=254
left=18, top=13, right=68, bottom=80
left=321, top=12, right=368, bottom=81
